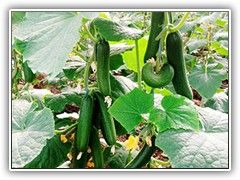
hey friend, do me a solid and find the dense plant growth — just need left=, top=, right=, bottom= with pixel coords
left=11, top=11, right=229, bottom=169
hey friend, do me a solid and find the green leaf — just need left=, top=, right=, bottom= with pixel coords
left=13, top=12, right=83, bottom=77
left=210, top=41, right=228, bottom=57
left=204, top=92, right=228, bottom=113
left=12, top=11, right=26, bottom=24
left=24, top=135, right=71, bottom=168
left=189, top=63, right=227, bottom=99
left=122, top=37, right=147, bottom=72
left=110, top=74, right=137, bottom=101
left=108, top=88, right=154, bottom=132
left=110, top=54, right=124, bottom=70
left=12, top=38, right=27, bottom=54
left=186, top=39, right=207, bottom=53
left=215, top=18, right=228, bottom=28
left=156, top=107, right=228, bottom=168
left=213, top=32, right=228, bottom=41
left=44, top=94, right=69, bottom=113
left=149, top=95, right=200, bottom=132
left=106, top=147, right=129, bottom=168
left=21, top=89, right=53, bottom=102
left=110, top=43, right=135, bottom=56
left=12, top=99, right=55, bottom=168
left=93, top=17, right=144, bottom=41
left=44, top=92, right=83, bottom=113
left=63, top=61, right=85, bottom=80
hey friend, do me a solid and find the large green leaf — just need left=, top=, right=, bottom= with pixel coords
left=12, top=99, right=55, bottom=168
left=204, top=92, right=228, bottom=113
left=93, top=17, right=144, bottom=41
left=149, top=95, right=200, bottom=132
left=156, top=107, right=228, bottom=168
left=108, top=88, right=153, bottom=132
left=13, top=12, right=94, bottom=77
left=24, top=136, right=71, bottom=168
left=189, top=63, right=227, bottom=99
left=122, top=37, right=147, bottom=72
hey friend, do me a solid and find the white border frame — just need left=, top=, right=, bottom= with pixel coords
left=9, top=9, right=231, bottom=172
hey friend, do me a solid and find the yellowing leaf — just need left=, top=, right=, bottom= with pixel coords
left=124, top=135, right=139, bottom=151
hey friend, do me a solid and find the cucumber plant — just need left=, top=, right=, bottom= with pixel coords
left=11, top=11, right=229, bottom=170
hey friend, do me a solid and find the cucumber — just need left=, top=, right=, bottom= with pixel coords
left=166, top=31, right=193, bottom=99
left=142, top=62, right=174, bottom=88
left=95, top=39, right=111, bottom=96
left=125, top=137, right=156, bottom=168
left=90, top=127, right=104, bottom=168
left=76, top=95, right=94, bottom=152
left=23, top=61, right=35, bottom=83
left=144, top=12, right=165, bottom=62
left=94, top=92, right=116, bottom=146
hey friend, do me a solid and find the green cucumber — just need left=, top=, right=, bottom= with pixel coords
left=166, top=31, right=193, bottom=99
left=94, top=92, right=116, bottom=146
left=76, top=95, right=94, bottom=152
left=142, top=62, right=174, bottom=88
left=90, top=127, right=104, bottom=168
left=125, top=137, right=156, bottom=168
left=96, top=39, right=111, bottom=96
left=144, top=12, right=165, bottom=62
left=23, top=61, right=35, bottom=83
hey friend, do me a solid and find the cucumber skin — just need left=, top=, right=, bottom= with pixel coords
left=95, top=92, right=116, bottom=146
left=96, top=39, right=111, bottom=96
left=166, top=31, right=193, bottom=99
left=23, top=61, right=35, bottom=83
left=142, top=63, right=174, bottom=88
left=125, top=137, right=156, bottom=168
left=144, top=12, right=165, bottom=62
left=76, top=95, right=94, bottom=152
left=90, top=127, right=104, bottom=168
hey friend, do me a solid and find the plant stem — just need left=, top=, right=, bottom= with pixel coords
left=83, top=54, right=94, bottom=92
left=135, top=40, right=142, bottom=90
left=84, top=62, right=91, bottom=92
left=72, top=49, right=85, bottom=60
left=168, top=12, right=173, bottom=23
left=84, top=24, right=97, bottom=43
left=164, top=12, right=170, bottom=26
left=170, top=12, right=190, bottom=32
left=55, top=122, right=78, bottom=135
left=127, top=150, right=132, bottom=164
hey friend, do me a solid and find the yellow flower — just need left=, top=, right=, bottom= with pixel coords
left=124, top=135, right=139, bottom=151
left=60, top=134, right=68, bottom=143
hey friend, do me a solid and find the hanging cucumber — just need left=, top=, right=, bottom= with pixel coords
left=23, top=61, right=35, bottom=83
left=144, top=12, right=165, bottom=62
left=142, top=62, right=174, bottom=88
left=76, top=95, right=94, bottom=152
left=94, top=92, right=116, bottom=146
left=90, top=127, right=104, bottom=168
left=166, top=31, right=193, bottom=99
left=95, top=39, right=111, bottom=96
left=125, top=137, right=156, bottom=168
